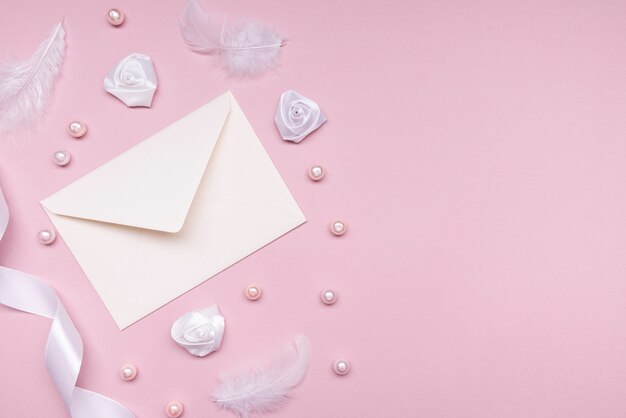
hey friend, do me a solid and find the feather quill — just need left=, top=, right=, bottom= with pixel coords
left=0, top=21, right=65, bottom=139
left=180, top=0, right=283, bottom=78
left=213, top=335, right=311, bottom=417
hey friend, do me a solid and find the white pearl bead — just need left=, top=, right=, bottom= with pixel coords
left=68, top=121, right=87, bottom=138
left=245, top=285, right=261, bottom=301
left=321, top=289, right=337, bottom=305
left=53, top=150, right=71, bottom=166
left=123, top=74, right=135, bottom=85
left=330, top=221, right=347, bottom=236
left=107, top=8, right=125, bottom=26
left=165, top=401, right=183, bottom=417
left=333, top=359, right=350, bottom=376
left=38, top=229, right=56, bottom=245
left=308, top=165, right=325, bottom=181
left=119, top=364, right=137, bottom=381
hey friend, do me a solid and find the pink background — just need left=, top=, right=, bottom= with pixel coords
left=2, top=0, right=626, bottom=417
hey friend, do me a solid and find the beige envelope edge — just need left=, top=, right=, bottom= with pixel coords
left=41, top=91, right=306, bottom=329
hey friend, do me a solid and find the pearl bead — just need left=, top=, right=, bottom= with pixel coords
left=123, top=73, right=135, bottom=85
left=330, top=221, right=347, bottom=236
left=333, top=359, right=350, bottom=376
left=321, top=289, right=338, bottom=305
left=119, top=364, right=137, bottom=381
left=53, top=150, right=71, bottom=166
left=165, top=401, right=183, bottom=418
left=308, top=165, right=325, bottom=181
left=107, top=8, right=125, bottom=26
left=38, top=229, right=56, bottom=245
left=245, top=285, right=262, bottom=301
left=68, top=121, right=87, bottom=138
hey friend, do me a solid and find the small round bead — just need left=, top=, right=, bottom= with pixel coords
left=245, top=285, right=262, bottom=301
left=330, top=221, right=347, bottom=236
left=38, top=229, right=56, bottom=245
left=107, top=8, right=125, bottom=26
left=53, top=150, right=71, bottom=166
left=320, top=289, right=338, bottom=305
left=165, top=401, right=183, bottom=418
left=122, top=73, right=136, bottom=85
left=308, top=165, right=325, bottom=181
left=333, top=359, right=350, bottom=376
left=68, top=121, right=87, bottom=138
left=119, top=364, right=137, bottom=381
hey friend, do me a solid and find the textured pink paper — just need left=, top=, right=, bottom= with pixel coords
left=1, top=1, right=626, bottom=417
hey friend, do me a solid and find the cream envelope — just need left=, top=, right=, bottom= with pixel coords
left=41, top=91, right=306, bottom=329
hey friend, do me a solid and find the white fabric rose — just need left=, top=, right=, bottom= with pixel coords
left=104, top=53, right=158, bottom=107
left=171, top=305, right=225, bottom=357
left=275, top=90, right=327, bottom=143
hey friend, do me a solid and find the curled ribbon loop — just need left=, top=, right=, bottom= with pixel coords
left=0, top=187, right=135, bottom=418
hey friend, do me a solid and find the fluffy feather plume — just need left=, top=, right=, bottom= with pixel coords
left=213, top=335, right=311, bottom=417
left=0, top=21, right=65, bottom=139
left=180, top=0, right=283, bottom=78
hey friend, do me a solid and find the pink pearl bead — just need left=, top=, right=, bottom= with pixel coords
left=245, top=285, right=262, bottom=301
left=165, top=401, right=183, bottom=417
left=107, top=8, right=125, bottom=26
left=308, top=165, right=325, bottom=181
left=38, top=229, right=56, bottom=245
left=320, top=289, right=338, bottom=305
left=330, top=220, right=347, bottom=236
left=68, top=121, right=87, bottom=138
left=333, top=359, right=350, bottom=376
left=119, top=364, right=137, bottom=381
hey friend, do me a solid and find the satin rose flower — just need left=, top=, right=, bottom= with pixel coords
left=274, top=90, right=327, bottom=143
left=171, top=305, right=225, bottom=357
left=104, top=53, right=158, bottom=107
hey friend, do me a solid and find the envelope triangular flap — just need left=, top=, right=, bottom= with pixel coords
left=41, top=92, right=232, bottom=233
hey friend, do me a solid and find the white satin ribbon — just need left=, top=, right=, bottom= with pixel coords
left=0, top=184, right=9, bottom=243
left=0, top=187, right=135, bottom=418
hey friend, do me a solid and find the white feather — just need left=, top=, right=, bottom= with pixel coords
left=180, top=0, right=283, bottom=78
left=0, top=21, right=65, bottom=140
left=213, top=335, right=311, bottom=417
